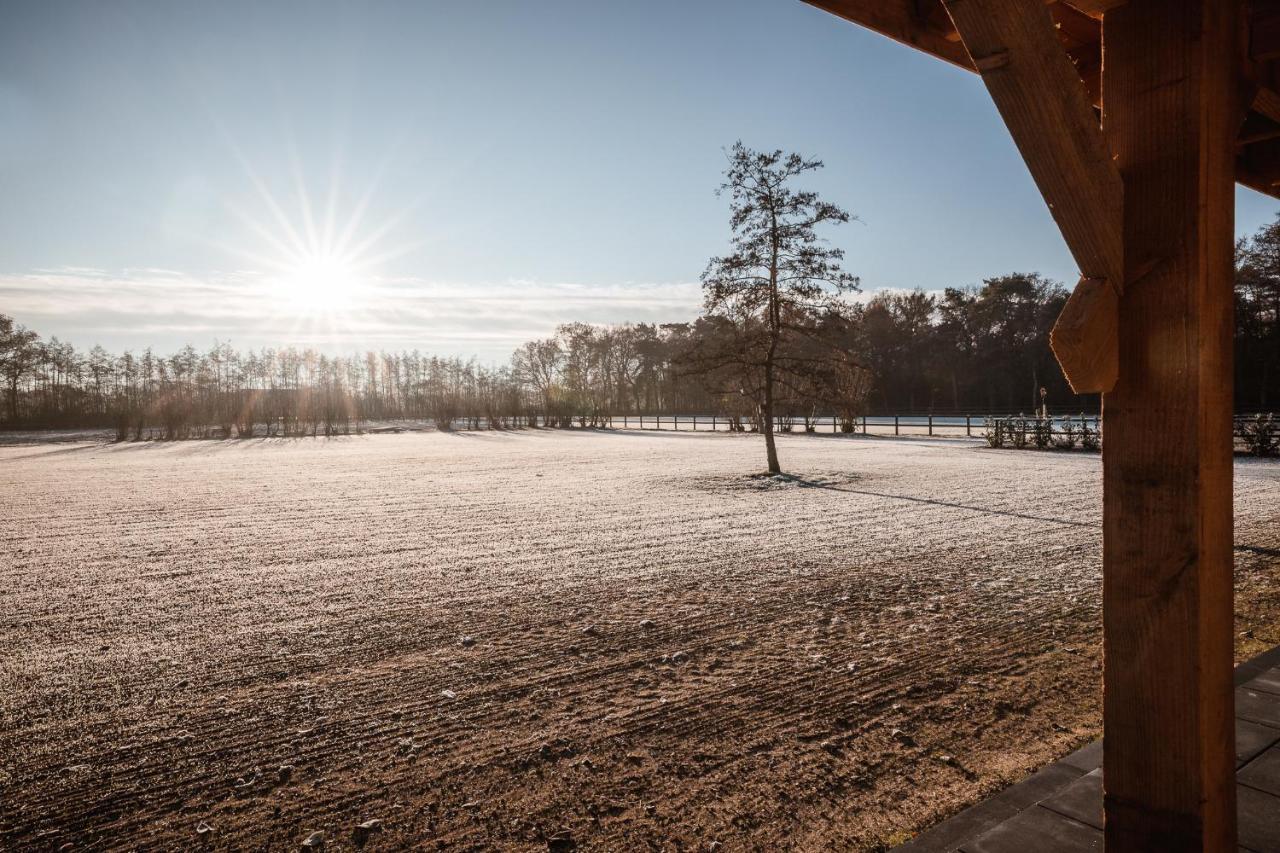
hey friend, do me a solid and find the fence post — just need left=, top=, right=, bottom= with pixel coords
left=895, top=415, right=899, bottom=436
left=967, top=415, right=972, bottom=437
left=928, top=414, right=933, bottom=436
left=862, top=415, right=867, bottom=435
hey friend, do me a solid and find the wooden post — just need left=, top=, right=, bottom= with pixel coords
left=894, top=415, right=899, bottom=436
left=928, top=414, right=933, bottom=436
left=1103, top=1, right=1239, bottom=848
left=966, top=415, right=972, bottom=437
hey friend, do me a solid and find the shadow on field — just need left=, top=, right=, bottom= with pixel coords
left=751, top=471, right=1101, bottom=530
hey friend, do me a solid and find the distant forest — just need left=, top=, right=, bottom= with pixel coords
left=2, top=216, right=1278, bottom=436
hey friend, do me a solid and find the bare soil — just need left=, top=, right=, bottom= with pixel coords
left=2, top=430, right=1278, bottom=851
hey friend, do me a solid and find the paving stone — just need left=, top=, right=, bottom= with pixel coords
left=1239, top=747, right=1280, bottom=798
left=960, top=806, right=1101, bottom=853
left=893, top=798, right=1020, bottom=853
left=1237, top=647, right=1280, bottom=687
left=1237, top=720, right=1280, bottom=768
left=1238, top=784, right=1280, bottom=853
left=1040, top=769, right=1102, bottom=830
left=1237, top=687, right=1280, bottom=729
left=1059, top=740, right=1102, bottom=773
left=892, top=646, right=1280, bottom=852
left=895, top=764, right=1083, bottom=852
left=1245, top=666, right=1280, bottom=698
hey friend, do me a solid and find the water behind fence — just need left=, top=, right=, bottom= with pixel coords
left=447, top=413, right=1100, bottom=439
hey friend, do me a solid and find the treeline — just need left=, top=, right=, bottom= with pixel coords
left=0, top=318, right=716, bottom=437
left=3, top=210, right=1279, bottom=436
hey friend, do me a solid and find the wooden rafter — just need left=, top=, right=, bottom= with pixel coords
left=802, top=0, right=1280, bottom=201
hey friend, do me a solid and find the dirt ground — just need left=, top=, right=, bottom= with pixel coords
left=2, top=430, right=1278, bottom=852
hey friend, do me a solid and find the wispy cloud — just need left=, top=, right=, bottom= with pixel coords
left=0, top=268, right=704, bottom=360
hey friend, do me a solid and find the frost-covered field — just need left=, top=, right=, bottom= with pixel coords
left=2, top=430, right=1279, bottom=851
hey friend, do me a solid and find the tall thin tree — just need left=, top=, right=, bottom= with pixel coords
left=701, top=142, right=859, bottom=473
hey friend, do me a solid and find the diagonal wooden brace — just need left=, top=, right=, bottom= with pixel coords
left=1050, top=276, right=1118, bottom=393
left=942, top=0, right=1123, bottom=393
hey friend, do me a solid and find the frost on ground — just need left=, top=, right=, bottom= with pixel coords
left=1, top=430, right=1278, bottom=851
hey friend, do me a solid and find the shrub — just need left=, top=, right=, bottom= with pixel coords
left=1240, top=413, right=1278, bottom=457
left=1079, top=416, right=1100, bottom=452
left=984, top=417, right=1005, bottom=448
left=1032, top=417, right=1052, bottom=449
left=1053, top=419, right=1078, bottom=450
left=1010, top=417, right=1029, bottom=449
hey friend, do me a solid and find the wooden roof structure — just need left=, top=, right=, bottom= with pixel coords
left=803, top=1, right=1256, bottom=850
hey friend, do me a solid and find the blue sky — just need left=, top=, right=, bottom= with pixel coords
left=3, top=0, right=1277, bottom=361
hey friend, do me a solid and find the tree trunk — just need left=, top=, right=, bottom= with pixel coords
left=762, top=350, right=780, bottom=473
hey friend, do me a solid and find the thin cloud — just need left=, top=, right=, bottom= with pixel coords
left=0, top=268, right=704, bottom=359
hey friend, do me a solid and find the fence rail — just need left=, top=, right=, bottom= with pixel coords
left=449, top=413, right=1046, bottom=439
left=443, top=412, right=1278, bottom=456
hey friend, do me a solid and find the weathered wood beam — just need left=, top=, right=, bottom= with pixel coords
left=941, top=0, right=1123, bottom=392
left=1103, top=0, right=1240, bottom=848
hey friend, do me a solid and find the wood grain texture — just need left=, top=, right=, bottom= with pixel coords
left=1049, top=276, right=1118, bottom=393
left=1102, top=0, right=1241, bottom=848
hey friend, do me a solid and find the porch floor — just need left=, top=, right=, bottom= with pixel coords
left=894, top=644, right=1280, bottom=852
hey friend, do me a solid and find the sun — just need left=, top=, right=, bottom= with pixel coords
left=276, top=252, right=362, bottom=314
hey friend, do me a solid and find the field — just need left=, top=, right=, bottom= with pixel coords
left=2, top=430, right=1279, bottom=851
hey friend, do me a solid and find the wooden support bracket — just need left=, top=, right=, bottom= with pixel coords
left=1049, top=277, right=1118, bottom=392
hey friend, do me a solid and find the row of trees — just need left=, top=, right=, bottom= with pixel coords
left=4, top=152, right=1278, bottom=448
left=4, top=251, right=1277, bottom=441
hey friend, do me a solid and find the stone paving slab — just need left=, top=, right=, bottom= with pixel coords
left=893, top=645, right=1280, bottom=853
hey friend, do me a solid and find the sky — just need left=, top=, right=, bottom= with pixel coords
left=3, top=0, right=1278, bottom=363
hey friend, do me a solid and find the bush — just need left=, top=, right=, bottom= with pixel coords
left=1240, top=413, right=1278, bottom=457
left=1032, top=417, right=1052, bottom=449
left=1053, top=419, right=1078, bottom=450
left=984, top=417, right=1004, bottom=448
left=1079, top=416, right=1100, bottom=452
left=1010, top=417, right=1029, bottom=449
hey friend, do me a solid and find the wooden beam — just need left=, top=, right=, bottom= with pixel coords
left=1102, top=0, right=1240, bottom=848
left=1060, top=0, right=1128, bottom=16
left=1252, top=86, right=1280, bottom=125
left=941, top=0, right=1123, bottom=392
left=1238, top=136, right=1280, bottom=199
left=1048, top=277, right=1118, bottom=391
left=798, top=1, right=974, bottom=71
left=803, top=0, right=1274, bottom=201
left=1252, top=6, right=1280, bottom=61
